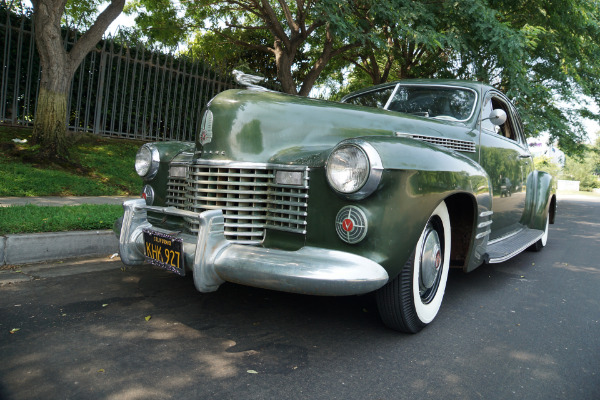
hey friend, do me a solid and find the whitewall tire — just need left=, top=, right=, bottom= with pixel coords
left=376, top=201, right=451, bottom=333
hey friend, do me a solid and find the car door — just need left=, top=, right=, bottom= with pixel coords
left=478, top=92, right=532, bottom=241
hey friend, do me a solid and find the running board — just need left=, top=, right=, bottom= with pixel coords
left=485, top=228, right=544, bottom=264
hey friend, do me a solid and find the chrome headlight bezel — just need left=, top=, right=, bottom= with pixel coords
left=135, top=143, right=160, bottom=180
left=326, top=139, right=383, bottom=200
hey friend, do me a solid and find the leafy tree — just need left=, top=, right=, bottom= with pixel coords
left=591, top=134, right=600, bottom=176
left=30, top=0, right=125, bottom=160
left=559, top=136, right=600, bottom=190
left=126, top=0, right=600, bottom=156
left=489, top=0, right=600, bottom=156
left=127, top=0, right=375, bottom=96
left=533, top=155, right=562, bottom=179
left=561, top=152, right=600, bottom=191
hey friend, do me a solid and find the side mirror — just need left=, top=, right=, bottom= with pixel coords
left=483, top=109, right=507, bottom=126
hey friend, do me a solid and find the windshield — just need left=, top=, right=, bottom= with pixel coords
left=343, top=84, right=477, bottom=122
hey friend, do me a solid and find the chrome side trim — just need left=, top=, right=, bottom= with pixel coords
left=477, top=220, right=493, bottom=228
left=488, top=228, right=522, bottom=245
left=475, top=230, right=491, bottom=239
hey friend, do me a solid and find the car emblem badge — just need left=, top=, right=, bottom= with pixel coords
left=435, top=250, right=441, bottom=270
left=342, top=218, right=354, bottom=232
left=335, top=206, right=368, bottom=244
left=199, top=110, right=213, bottom=146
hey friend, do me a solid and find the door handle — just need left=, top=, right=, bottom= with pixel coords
left=519, top=154, right=531, bottom=159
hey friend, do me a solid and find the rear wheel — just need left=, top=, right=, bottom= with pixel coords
left=376, top=201, right=451, bottom=333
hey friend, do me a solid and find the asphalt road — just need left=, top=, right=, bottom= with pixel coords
left=1, top=195, right=599, bottom=400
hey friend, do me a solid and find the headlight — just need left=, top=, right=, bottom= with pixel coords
left=326, top=140, right=383, bottom=200
left=135, top=144, right=159, bottom=179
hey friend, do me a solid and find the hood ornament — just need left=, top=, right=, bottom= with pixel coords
left=232, top=70, right=270, bottom=91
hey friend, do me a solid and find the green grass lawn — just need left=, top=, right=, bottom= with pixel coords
left=0, top=125, right=145, bottom=234
left=0, top=204, right=124, bottom=235
left=0, top=125, right=143, bottom=196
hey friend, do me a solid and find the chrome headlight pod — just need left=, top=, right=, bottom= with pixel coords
left=135, top=143, right=160, bottom=179
left=326, top=139, right=383, bottom=200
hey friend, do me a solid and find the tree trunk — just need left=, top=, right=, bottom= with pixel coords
left=30, top=0, right=124, bottom=160
left=33, top=85, right=70, bottom=158
left=273, top=40, right=298, bottom=95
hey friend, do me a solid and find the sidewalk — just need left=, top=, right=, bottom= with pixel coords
left=1, top=196, right=137, bottom=266
left=0, top=195, right=135, bottom=207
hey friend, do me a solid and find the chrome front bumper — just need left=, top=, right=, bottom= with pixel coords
left=115, top=199, right=389, bottom=296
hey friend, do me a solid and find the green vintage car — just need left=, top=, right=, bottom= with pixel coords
left=114, top=77, right=557, bottom=333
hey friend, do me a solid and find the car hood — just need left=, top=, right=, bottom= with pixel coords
left=198, top=89, right=478, bottom=167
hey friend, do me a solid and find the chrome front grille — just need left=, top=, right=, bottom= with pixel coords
left=166, top=162, right=309, bottom=244
left=166, top=178, right=187, bottom=207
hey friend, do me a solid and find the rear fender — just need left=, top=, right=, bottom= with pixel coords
left=522, top=171, right=556, bottom=229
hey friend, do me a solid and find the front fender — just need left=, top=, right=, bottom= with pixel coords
left=304, top=136, right=492, bottom=281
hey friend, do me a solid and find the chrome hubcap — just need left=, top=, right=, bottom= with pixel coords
left=419, top=225, right=442, bottom=303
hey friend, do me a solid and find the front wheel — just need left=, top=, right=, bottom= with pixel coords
left=376, top=201, right=451, bottom=333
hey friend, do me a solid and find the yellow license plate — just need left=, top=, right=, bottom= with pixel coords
left=143, top=229, right=185, bottom=276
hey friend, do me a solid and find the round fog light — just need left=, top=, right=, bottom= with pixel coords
left=335, top=206, right=368, bottom=244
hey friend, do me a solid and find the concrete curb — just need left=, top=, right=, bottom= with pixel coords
left=0, top=236, right=5, bottom=265
left=2, top=230, right=118, bottom=266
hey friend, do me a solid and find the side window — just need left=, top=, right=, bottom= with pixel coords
left=482, top=95, right=520, bottom=142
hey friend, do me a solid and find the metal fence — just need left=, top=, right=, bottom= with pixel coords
left=0, top=9, right=240, bottom=142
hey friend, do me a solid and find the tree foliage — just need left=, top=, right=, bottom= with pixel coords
left=119, top=1, right=600, bottom=155
left=490, top=0, right=600, bottom=156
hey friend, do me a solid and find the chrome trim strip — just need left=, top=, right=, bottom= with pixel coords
left=383, top=83, right=400, bottom=109
left=479, top=211, right=494, bottom=217
left=477, top=220, right=493, bottom=228
left=144, top=205, right=200, bottom=219
left=171, top=152, right=194, bottom=164
left=475, top=230, right=491, bottom=240
left=186, top=159, right=311, bottom=173
left=488, top=228, right=523, bottom=245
